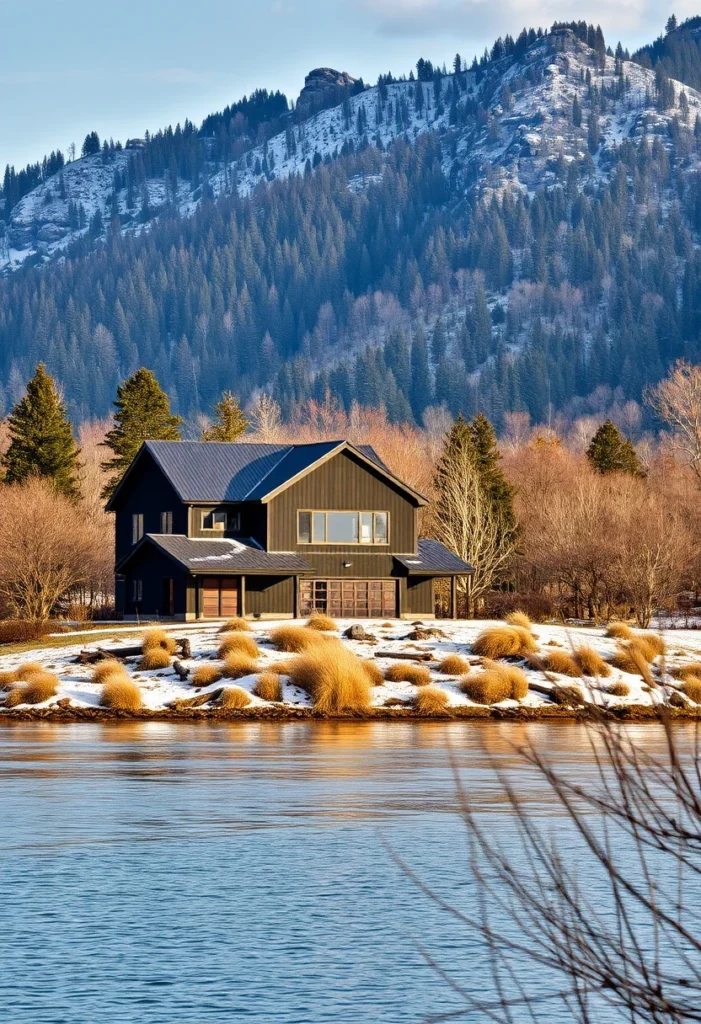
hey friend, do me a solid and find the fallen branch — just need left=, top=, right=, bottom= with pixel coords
left=373, top=650, right=434, bottom=662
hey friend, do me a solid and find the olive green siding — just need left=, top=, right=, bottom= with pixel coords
left=267, top=450, right=417, bottom=556
left=402, top=577, right=435, bottom=615
left=245, top=575, right=295, bottom=616
left=188, top=503, right=267, bottom=546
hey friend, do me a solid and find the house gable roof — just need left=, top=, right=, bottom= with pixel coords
left=116, top=534, right=314, bottom=575
left=106, top=439, right=427, bottom=509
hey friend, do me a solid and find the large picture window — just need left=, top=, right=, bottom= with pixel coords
left=298, top=510, right=389, bottom=545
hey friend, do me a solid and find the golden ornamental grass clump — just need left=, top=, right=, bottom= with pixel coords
left=605, top=622, right=633, bottom=640
left=218, top=632, right=259, bottom=659
left=306, top=613, right=337, bottom=632
left=269, top=625, right=330, bottom=653
left=682, top=679, right=701, bottom=704
left=573, top=646, right=611, bottom=678
left=142, top=628, right=178, bottom=655
left=384, top=662, right=432, bottom=686
left=223, top=653, right=258, bottom=679
left=22, top=672, right=60, bottom=705
left=414, top=686, right=450, bottom=714
left=0, top=669, right=19, bottom=690
left=191, top=664, right=222, bottom=687
left=287, top=646, right=371, bottom=713
left=92, top=659, right=127, bottom=685
left=505, top=611, right=532, bottom=630
left=543, top=651, right=583, bottom=677
left=218, top=617, right=251, bottom=633
left=472, top=626, right=536, bottom=659
left=253, top=672, right=283, bottom=702
left=461, top=662, right=528, bottom=704
left=100, top=677, right=143, bottom=711
left=219, top=686, right=252, bottom=709
left=672, top=662, right=701, bottom=682
left=4, top=688, right=26, bottom=708
left=360, top=660, right=384, bottom=686
left=15, top=662, right=44, bottom=681
left=607, top=681, right=630, bottom=697
left=640, top=632, right=665, bottom=657
left=437, top=654, right=470, bottom=676
left=140, top=647, right=172, bottom=671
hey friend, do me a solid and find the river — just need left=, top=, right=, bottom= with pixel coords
left=0, top=721, right=690, bottom=1023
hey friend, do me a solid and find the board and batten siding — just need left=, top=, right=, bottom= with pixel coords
left=267, top=450, right=417, bottom=555
left=187, top=503, right=267, bottom=547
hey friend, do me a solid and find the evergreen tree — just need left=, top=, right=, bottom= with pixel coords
left=2, top=363, right=81, bottom=500
left=102, top=368, right=182, bottom=497
left=586, top=419, right=642, bottom=475
left=201, top=391, right=248, bottom=441
left=468, top=413, right=515, bottom=532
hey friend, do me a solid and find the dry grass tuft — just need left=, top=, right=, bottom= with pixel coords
left=22, top=672, right=59, bottom=705
left=223, top=653, right=259, bottom=680
left=607, top=681, right=630, bottom=697
left=4, top=687, right=26, bottom=708
left=269, top=625, right=329, bottom=653
left=92, top=659, right=127, bottom=685
left=610, top=639, right=659, bottom=681
left=605, top=622, right=633, bottom=640
left=15, top=662, right=44, bottom=681
left=306, top=613, right=337, bottom=632
left=360, top=660, right=385, bottom=686
left=219, top=686, right=252, bottom=709
left=253, top=672, right=283, bottom=702
left=191, top=664, right=223, bottom=687
left=269, top=659, right=295, bottom=676
left=472, top=626, right=537, bottom=659
left=543, top=650, right=583, bottom=677
left=0, top=669, right=19, bottom=690
left=100, top=677, right=143, bottom=711
left=218, top=617, right=251, bottom=632
left=681, top=678, right=701, bottom=704
left=218, top=632, right=259, bottom=659
left=140, top=647, right=172, bottom=670
left=551, top=685, right=584, bottom=706
left=639, top=632, right=665, bottom=657
left=142, top=628, right=178, bottom=655
left=630, top=636, right=660, bottom=663
left=414, top=686, right=450, bottom=714
left=461, top=663, right=528, bottom=704
left=287, top=646, right=371, bottom=713
left=672, top=662, right=701, bottom=682
left=436, top=654, right=470, bottom=676
left=384, top=662, right=432, bottom=686
left=573, top=646, right=611, bottom=678
left=505, top=610, right=532, bottom=630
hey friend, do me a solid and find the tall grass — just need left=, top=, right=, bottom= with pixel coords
left=437, top=654, right=470, bottom=676
left=573, top=646, right=611, bottom=677
left=219, top=686, right=252, bottom=709
left=605, top=622, right=633, bottom=640
left=191, top=664, right=223, bottom=687
left=100, top=677, right=143, bottom=711
left=505, top=611, right=532, bottom=630
left=682, top=679, right=701, bottom=704
left=142, top=628, right=177, bottom=655
left=269, top=626, right=330, bottom=653
left=0, top=670, right=18, bottom=690
left=460, top=662, right=528, bottom=704
left=22, top=672, right=60, bottom=705
left=15, top=662, right=44, bottom=681
left=287, top=646, right=371, bottom=713
left=543, top=651, right=583, bottom=677
left=223, top=653, right=258, bottom=679
left=140, top=647, right=172, bottom=670
left=253, top=672, right=283, bottom=701
left=306, top=613, right=337, bottom=632
left=472, top=626, right=537, bottom=659
left=218, top=617, right=250, bottom=632
left=384, top=662, right=432, bottom=686
left=218, top=632, right=259, bottom=659
left=607, top=681, right=630, bottom=697
left=414, top=686, right=450, bottom=714
left=360, top=660, right=385, bottom=686
left=92, top=659, right=127, bottom=685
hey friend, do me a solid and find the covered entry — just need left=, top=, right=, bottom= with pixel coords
left=300, top=579, right=397, bottom=618
left=200, top=576, right=240, bottom=618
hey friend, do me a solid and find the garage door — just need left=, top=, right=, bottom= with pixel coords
left=201, top=577, right=239, bottom=618
left=300, top=580, right=396, bottom=618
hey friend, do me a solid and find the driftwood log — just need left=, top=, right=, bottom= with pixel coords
left=77, top=638, right=192, bottom=664
left=373, top=650, right=434, bottom=662
left=172, top=660, right=189, bottom=681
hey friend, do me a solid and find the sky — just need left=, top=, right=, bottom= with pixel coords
left=0, top=0, right=693, bottom=171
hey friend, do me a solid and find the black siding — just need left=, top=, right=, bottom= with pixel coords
left=121, top=546, right=189, bottom=618
left=112, top=450, right=188, bottom=565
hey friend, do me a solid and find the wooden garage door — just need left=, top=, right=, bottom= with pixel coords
left=300, top=580, right=396, bottom=618
left=201, top=577, right=239, bottom=618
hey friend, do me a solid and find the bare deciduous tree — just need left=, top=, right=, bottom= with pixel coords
left=646, top=360, right=701, bottom=485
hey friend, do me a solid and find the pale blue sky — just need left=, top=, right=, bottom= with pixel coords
left=1, top=0, right=685, bottom=170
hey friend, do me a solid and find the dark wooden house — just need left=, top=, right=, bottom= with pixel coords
left=107, top=440, right=473, bottom=620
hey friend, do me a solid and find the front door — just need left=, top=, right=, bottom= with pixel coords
left=201, top=577, right=240, bottom=618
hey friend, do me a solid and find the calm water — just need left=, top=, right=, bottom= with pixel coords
left=0, top=721, right=690, bottom=1023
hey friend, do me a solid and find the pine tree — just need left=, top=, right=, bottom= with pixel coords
left=102, top=368, right=182, bottom=497
left=586, top=419, right=642, bottom=476
left=2, top=363, right=81, bottom=500
left=469, top=413, right=515, bottom=532
left=202, top=391, right=248, bottom=441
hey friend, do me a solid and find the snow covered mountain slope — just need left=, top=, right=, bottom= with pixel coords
left=2, top=27, right=701, bottom=274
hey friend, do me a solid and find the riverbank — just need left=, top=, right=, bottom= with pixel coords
left=3, top=616, right=701, bottom=721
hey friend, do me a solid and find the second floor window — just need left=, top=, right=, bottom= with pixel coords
left=161, top=511, right=173, bottom=534
left=298, top=510, right=389, bottom=545
left=201, top=510, right=241, bottom=532
left=132, top=513, right=144, bottom=545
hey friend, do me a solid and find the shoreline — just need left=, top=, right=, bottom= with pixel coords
left=2, top=703, right=699, bottom=724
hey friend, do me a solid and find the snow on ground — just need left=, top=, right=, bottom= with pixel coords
left=1, top=619, right=700, bottom=714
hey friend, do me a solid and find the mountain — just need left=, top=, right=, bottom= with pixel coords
left=2, top=19, right=701, bottom=430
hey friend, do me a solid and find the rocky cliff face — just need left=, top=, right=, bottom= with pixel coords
left=296, top=67, right=359, bottom=117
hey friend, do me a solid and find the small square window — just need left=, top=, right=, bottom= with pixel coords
left=203, top=510, right=228, bottom=531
